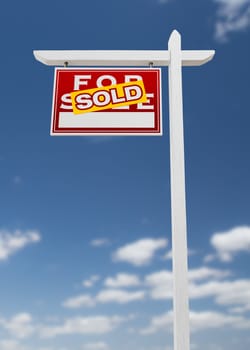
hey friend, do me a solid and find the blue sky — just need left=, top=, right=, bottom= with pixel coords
left=0, top=0, right=250, bottom=349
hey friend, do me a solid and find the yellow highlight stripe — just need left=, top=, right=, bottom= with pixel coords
left=71, top=80, right=147, bottom=115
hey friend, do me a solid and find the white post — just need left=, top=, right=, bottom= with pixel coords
left=168, top=30, right=190, bottom=350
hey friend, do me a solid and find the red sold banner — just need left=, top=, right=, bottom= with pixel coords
left=51, top=68, right=162, bottom=135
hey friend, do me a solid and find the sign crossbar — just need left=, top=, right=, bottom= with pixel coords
left=34, top=49, right=214, bottom=67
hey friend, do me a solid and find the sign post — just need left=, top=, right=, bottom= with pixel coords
left=34, top=30, right=215, bottom=350
left=168, top=30, right=190, bottom=350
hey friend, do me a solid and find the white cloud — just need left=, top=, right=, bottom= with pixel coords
left=189, top=310, right=250, bottom=332
left=96, top=289, right=145, bottom=304
left=0, top=313, right=35, bottom=339
left=90, top=239, right=110, bottom=247
left=0, top=312, right=129, bottom=341
left=83, top=342, right=109, bottom=350
left=62, top=294, right=96, bottom=308
left=140, top=310, right=250, bottom=334
left=163, top=250, right=172, bottom=260
left=203, top=254, right=216, bottom=263
left=63, top=288, right=145, bottom=308
left=0, top=230, right=41, bottom=261
left=189, top=280, right=226, bottom=299
left=36, top=348, right=61, bottom=350
left=229, top=305, right=250, bottom=313
left=145, top=270, right=173, bottom=300
left=214, top=279, right=250, bottom=309
left=83, top=275, right=100, bottom=288
left=188, top=267, right=231, bottom=281
left=112, top=238, right=168, bottom=266
left=140, top=311, right=173, bottom=335
left=104, top=273, right=141, bottom=288
left=210, top=226, right=250, bottom=262
left=73, top=267, right=238, bottom=310
left=145, top=267, right=230, bottom=300
left=132, top=268, right=249, bottom=318
left=144, top=267, right=250, bottom=311
left=0, top=339, right=27, bottom=350
left=40, top=315, right=126, bottom=338
left=188, top=278, right=250, bottom=312
left=214, top=0, right=250, bottom=41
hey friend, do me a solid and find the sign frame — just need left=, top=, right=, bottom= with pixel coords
left=34, top=30, right=215, bottom=350
left=51, top=67, right=162, bottom=136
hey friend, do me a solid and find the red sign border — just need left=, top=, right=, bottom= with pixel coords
left=51, top=67, right=162, bottom=136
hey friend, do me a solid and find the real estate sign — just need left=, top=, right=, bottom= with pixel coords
left=51, top=68, right=162, bottom=135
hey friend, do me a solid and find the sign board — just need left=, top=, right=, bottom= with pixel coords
left=51, top=68, right=162, bottom=135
